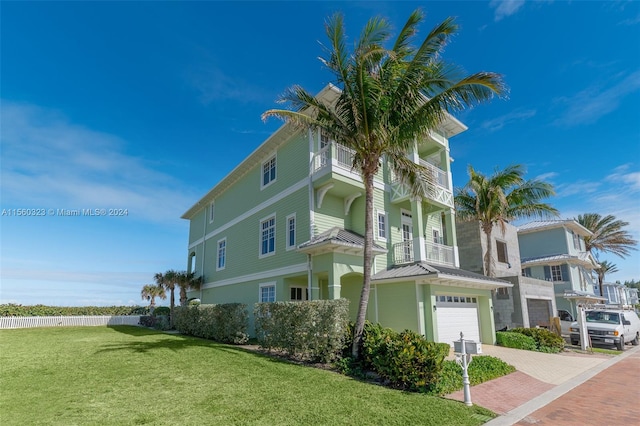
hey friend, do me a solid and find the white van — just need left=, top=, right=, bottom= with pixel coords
left=569, top=309, right=640, bottom=350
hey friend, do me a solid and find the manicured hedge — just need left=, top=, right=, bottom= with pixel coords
left=0, top=304, right=147, bottom=317
left=254, top=299, right=349, bottom=363
left=174, top=304, right=249, bottom=344
left=510, top=327, right=565, bottom=353
left=496, top=331, right=537, bottom=351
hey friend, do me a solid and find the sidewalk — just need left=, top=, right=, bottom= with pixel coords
left=449, top=344, right=640, bottom=425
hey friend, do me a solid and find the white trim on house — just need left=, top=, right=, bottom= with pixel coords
left=201, top=263, right=308, bottom=290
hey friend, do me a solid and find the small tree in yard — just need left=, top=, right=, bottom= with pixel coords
left=140, top=284, right=166, bottom=312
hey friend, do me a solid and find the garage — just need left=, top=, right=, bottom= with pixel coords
left=526, top=298, right=552, bottom=328
left=436, top=294, right=481, bottom=346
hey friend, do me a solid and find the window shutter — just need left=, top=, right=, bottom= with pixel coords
left=544, top=266, right=551, bottom=281
left=561, top=264, right=569, bottom=281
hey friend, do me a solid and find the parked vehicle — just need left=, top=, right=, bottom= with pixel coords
left=558, top=309, right=574, bottom=336
left=569, top=309, right=640, bottom=350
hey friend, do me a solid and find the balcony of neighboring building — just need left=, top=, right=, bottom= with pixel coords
left=392, top=239, right=456, bottom=268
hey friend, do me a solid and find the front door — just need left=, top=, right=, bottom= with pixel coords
left=401, top=212, right=413, bottom=262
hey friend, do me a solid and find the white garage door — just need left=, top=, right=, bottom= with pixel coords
left=436, top=295, right=481, bottom=346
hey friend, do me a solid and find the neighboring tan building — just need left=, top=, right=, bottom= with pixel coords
left=182, top=84, right=510, bottom=345
left=456, top=220, right=557, bottom=330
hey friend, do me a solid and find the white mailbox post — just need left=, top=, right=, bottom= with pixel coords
left=454, top=332, right=481, bottom=407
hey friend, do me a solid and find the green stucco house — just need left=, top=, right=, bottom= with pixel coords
left=182, top=84, right=510, bottom=346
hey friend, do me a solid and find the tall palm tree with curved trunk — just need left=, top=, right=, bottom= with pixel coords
left=576, top=213, right=637, bottom=296
left=140, top=284, right=166, bottom=312
left=455, top=164, right=559, bottom=278
left=263, top=9, right=506, bottom=357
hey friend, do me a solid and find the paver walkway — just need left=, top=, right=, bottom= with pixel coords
left=514, top=350, right=640, bottom=424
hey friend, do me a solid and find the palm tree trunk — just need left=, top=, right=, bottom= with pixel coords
left=170, top=288, right=175, bottom=327
left=352, top=170, right=375, bottom=358
left=482, top=223, right=494, bottom=278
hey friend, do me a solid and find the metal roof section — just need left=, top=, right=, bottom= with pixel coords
left=297, top=227, right=387, bottom=256
left=517, top=220, right=592, bottom=236
left=372, top=261, right=512, bottom=290
left=521, top=252, right=599, bottom=269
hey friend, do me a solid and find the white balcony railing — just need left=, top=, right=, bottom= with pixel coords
left=393, top=240, right=455, bottom=267
left=312, top=142, right=356, bottom=174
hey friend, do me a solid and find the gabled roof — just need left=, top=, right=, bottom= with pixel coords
left=521, top=252, right=599, bottom=269
left=372, top=261, right=511, bottom=290
left=517, top=220, right=592, bottom=237
left=297, top=227, right=387, bottom=256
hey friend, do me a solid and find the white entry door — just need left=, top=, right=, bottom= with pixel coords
left=436, top=295, right=481, bottom=346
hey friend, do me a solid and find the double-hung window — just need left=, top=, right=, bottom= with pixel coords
left=262, top=155, right=276, bottom=188
left=259, top=283, right=276, bottom=303
left=216, top=238, right=226, bottom=271
left=551, top=265, right=563, bottom=281
left=260, top=215, right=276, bottom=257
left=376, top=211, right=387, bottom=241
left=286, top=214, right=296, bottom=250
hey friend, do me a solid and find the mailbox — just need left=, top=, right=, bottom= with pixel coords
left=454, top=340, right=482, bottom=355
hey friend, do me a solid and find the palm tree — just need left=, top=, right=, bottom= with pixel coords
left=455, top=164, right=559, bottom=278
left=576, top=213, right=637, bottom=296
left=177, top=271, right=202, bottom=306
left=596, top=260, right=618, bottom=289
left=155, top=270, right=178, bottom=326
left=140, top=284, right=166, bottom=312
left=263, top=9, right=506, bottom=358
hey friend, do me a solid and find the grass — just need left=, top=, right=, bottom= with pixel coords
left=0, top=326, right=495, bottom=425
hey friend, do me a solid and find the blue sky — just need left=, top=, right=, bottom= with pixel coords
left=1, top=1, right=639, bottom=307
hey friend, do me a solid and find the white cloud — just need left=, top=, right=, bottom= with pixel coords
left=0, top=101, right=197, bottom=224
left=534, top=172, right=559, bottom=182
left=490, top=0, right=526, bottom=21
left=480, top=108, right=536, bottom=132
left=556, top=181, right=601, bottom=197
left=553, top=70, right=640, bottom=127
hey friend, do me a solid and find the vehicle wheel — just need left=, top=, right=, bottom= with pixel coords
left=571, top=339, right=579, bottom=346
left=616, top=335, right=625, bottom=351
left=632, top=333, right=639, bottom=346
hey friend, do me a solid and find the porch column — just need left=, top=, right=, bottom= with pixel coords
left=311, top=273, right=321, bottom=300
left=411, top=199, right=426, bottom=262
left=328, top=264, right=341, bottom=299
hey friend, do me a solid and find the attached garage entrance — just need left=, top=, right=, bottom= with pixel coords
left=436, top=295, right=481, bottom=346
left=527, top=298, right=552, bottom=328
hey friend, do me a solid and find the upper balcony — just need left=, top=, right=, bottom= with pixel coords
left=389, top=159, right=453, bottom=208
left=392, top=240, right=455, bottom=267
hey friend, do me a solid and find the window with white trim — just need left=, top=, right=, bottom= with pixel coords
left=209, top=200, right=215, bottom=223
left=260, top=215, right=276, bottom=257
left=259, top=283, right=276, bottom=302
left=261, top=155, right=276, bottom=188
left=571, top=231, right=581, bottom=250
left=290, top=286, right=308, bottom=301
left=496, top=240, right=508, bottom=264
left=189, top=252, right=196, bottom=274
left=551, top=265, right=563, bottom=281
left=286, top=214, right=296, bottom=250
left=216, top=238, right=226, bottom=271
left=376, top=211, right=387, bottom=241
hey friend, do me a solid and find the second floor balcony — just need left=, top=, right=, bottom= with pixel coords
left=393, top=240, right=455, bottom=267
left=389, top=159, right=453, bottom=208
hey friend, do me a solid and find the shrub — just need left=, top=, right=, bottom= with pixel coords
left=510, top=327, right=565, bottom=353
left=361, top=325, right=450, bottom=392
left=254, top=299, right=349, bottom=363
left=174, top=304, right=249, bottom=344
left=138, top=315, right=171, bottom=330
left=0, top=304, right=146, bottom=317
left=430, top=356, right=516, bottom=396
left=496, top=331, right=537, bottom=351
left=152, top=306, right=170, bottom=317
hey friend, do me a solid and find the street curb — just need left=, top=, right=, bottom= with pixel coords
left=483, top=344, right=640, bottom=425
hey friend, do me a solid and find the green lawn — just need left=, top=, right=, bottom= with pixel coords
left=0, top=326, right=495, bottom=425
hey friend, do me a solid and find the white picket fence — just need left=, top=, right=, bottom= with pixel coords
left=0, top=315, right=142, bottom=329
